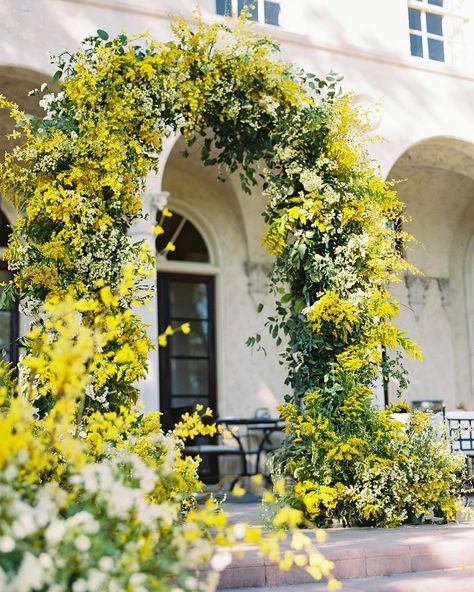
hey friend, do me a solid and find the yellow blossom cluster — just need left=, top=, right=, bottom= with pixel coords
left=306, top=291, right=359, bottom=340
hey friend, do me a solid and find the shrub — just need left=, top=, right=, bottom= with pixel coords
left=271, top=400, right=465, bottom=527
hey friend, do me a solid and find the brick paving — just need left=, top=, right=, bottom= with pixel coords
left=218, top=502, right=474, bottom=590
left=223, top=566, right=474, bottom=592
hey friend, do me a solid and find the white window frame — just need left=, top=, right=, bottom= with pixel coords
left=408, top=1, right=447, bottom=62
left=407, top=0, right=468, bottom=65
left=216, top=0, right=281, bottom=27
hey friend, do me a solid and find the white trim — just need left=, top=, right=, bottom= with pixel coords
left=157, top=260, right=219, bottom=275
left=407, top=0, right=469, bottom=22
left=464, top=233, right=474, bottom=402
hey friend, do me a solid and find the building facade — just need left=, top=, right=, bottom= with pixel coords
left=1, top=0, right=474, bottom=419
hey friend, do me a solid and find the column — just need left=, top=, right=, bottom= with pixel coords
left=128, top=173, right=169, bottom=413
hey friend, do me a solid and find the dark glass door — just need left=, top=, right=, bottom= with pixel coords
left=0, top=263, right=18, bottom=368
left=158, top=273, right=217, bottom=432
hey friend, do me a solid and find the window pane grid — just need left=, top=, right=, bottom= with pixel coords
left=216, top=0, right=280, bottom=26
left=407, top=4, right=445, bottom=62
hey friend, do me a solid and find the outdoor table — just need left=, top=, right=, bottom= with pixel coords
left=218, top=416, right=285, bottom=477
left=183, top=417, right=284, bottom=486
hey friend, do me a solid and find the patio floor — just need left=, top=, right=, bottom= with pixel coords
left=217, top=500, right=474, bottom=590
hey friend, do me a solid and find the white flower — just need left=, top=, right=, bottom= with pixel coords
left=4, top=462, right=18, bottom=481
left=67, top=511, right=99, bottom=534
left=45, top=520, right=66, bottom=545
left=72, top=579, right=87, bottom=592
left=185, top=577, right=198, bottom=589
left=300, top=169, right=323, bottom=193
left=232, top=523, right=246, bottom=540
left=12, top=508, right=37, bottom=539
left=39, top=553, right=53, bottom=570
left=74, top=534, right=91, bottom=552
left=99, top=556, right=114, bottom=572
left=86, top=569, right=106, bottom=591
left=129, top=573, right=147, bottom=586
left=210, top=551, right=232, bottom=572
left=14, top=552, right=46, bottom=592
left=0, top=535, right=15, bottom=552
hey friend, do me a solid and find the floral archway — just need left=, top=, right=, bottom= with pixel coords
left=0, top=13, right=462, bottom=532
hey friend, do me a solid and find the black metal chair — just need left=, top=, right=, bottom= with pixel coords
left=443, top=409, right=474, bottom=490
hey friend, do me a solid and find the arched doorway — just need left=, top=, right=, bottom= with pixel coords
left=156, top=208, right=218, bottom=432
left=387, top=137, right=474, bottom=409
left=0, top=207, right=18, bottom=366
left=0, top=66, right=47, bottom=370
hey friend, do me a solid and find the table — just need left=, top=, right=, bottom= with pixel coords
left=218, top=416, right=285, bottom=478
left=183, top=416, right=284, bottom=487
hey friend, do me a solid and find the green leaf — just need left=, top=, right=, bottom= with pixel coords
left=0, top=283, right=17, bottom=311
left=97, top=29, right=109, bottom=40
left=257, top=302, right=264, bottom=313
left=52, top=71, right=62, bottom=83
left=294, top=298, right=306, bottom=313
left=281, top=293, right=292, bottom=304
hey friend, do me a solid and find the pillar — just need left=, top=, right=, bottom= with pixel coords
left=128, top=173, right=169, bottom=413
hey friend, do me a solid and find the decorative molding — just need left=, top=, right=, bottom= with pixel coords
left=437, top=278, right=450, bottom=310
left=144, top=173, right=169, bottom=212
left=244, top=261, right=272, bottom=307
left=405, top=275, right=430, bottom=321
left=129, top=180, right=169, bottom=239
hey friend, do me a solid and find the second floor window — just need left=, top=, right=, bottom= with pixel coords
left=216, top=0, right=280, bottom=27
left=408, top=0, right=445, bottom=62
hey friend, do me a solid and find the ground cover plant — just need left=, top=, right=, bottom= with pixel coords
left=0, top=13, right=465, bottom=591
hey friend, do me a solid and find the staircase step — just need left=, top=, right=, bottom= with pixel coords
left=222, top=566, right=474, bottom=592
left=217, top=523, right=474, bottom=589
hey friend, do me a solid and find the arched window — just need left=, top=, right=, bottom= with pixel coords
left=156, top=210, right=217, bottom=461
left=0, top=208, right=18, bottom=367
left=156, top=211, right=210, bottom=263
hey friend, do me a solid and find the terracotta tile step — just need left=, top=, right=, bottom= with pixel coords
left=221, top=566, right=474, bottom=592
left=216, top=523, right=474, bottom=589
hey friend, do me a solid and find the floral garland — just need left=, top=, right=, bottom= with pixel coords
left=0, top=13, right=463, bottom=528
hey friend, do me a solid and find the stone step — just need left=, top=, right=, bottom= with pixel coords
left=222, top=566, right=474, bottom=592
left=217, top=523, right=474, bottom=589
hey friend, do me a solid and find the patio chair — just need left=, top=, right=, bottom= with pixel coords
left=443, top=410, right=474, bottom=491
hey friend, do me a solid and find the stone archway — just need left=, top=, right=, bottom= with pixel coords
left=387, top=136, right=474, bottom=409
